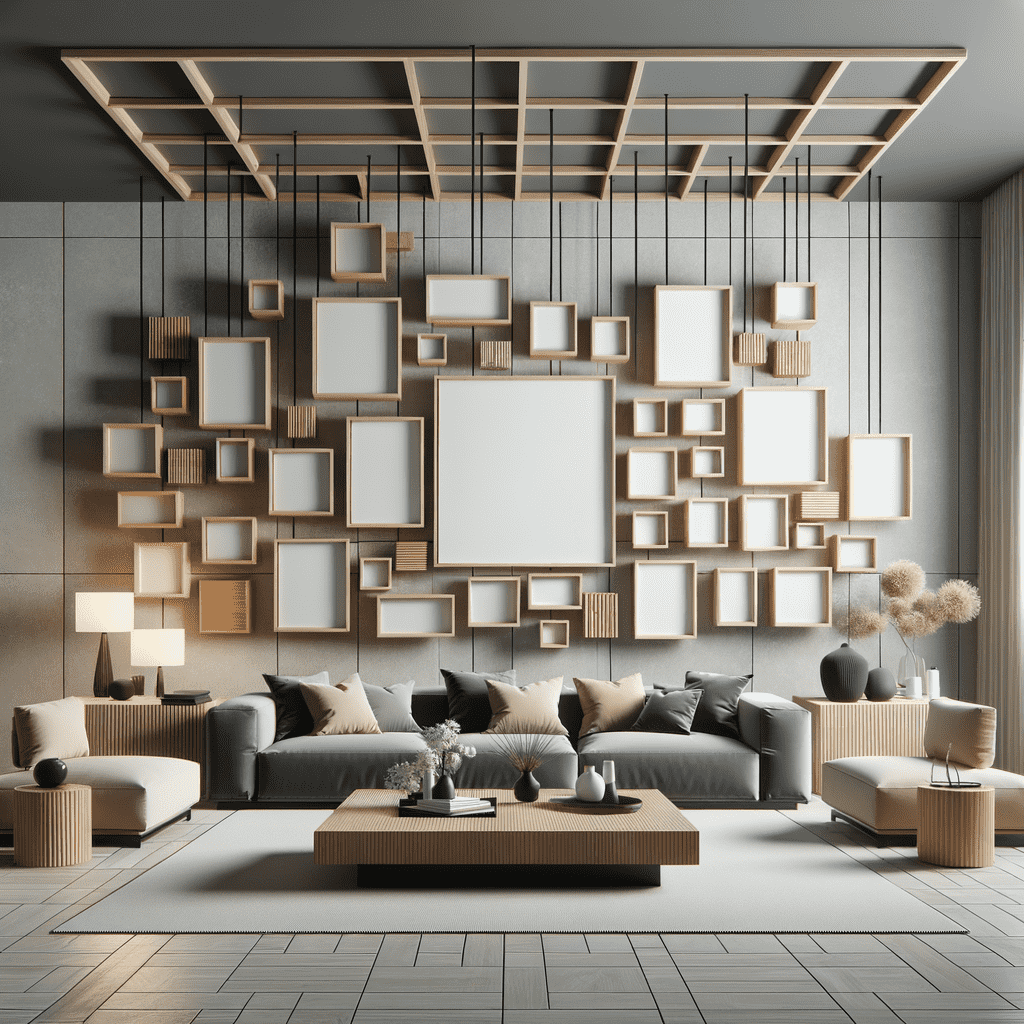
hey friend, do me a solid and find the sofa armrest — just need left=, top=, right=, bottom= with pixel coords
left=205, top=694, right=276, bottom=802
left=737, top=693, right=811, bottom=803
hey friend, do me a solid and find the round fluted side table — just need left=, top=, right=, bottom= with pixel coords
left=917, top=784, right=995, bottom=868
left=13, top=784, right=92, bottom=868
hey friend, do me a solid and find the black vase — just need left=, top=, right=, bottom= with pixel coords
left=513, top=769, right=541, bottom=802
left=108, top=678, right=135, bottom=701
left=33, top=758, right=68, bottom=788
left=865, top=667, right=898, bottom=702
left=432, top=774, right=456, bottom=800
left=820, top=643, right=869, bottom=702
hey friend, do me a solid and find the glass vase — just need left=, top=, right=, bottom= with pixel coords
left=897, top=652, right=926, bottom=697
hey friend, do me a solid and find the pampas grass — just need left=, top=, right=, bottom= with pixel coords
left=881, top=559, right=926, bottom=600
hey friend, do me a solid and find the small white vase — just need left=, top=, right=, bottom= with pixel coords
left=575, top=765, right=605, bottom=802
left=421, top=768, right=435, bottom=800
left=897, top=652, right=926, bottom=696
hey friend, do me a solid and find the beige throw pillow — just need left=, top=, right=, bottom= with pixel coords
left=14, top=697, right=90, bottom=768
left=484, top=677, right=568, bottom=735
left=923, top=697, right=996, bottom=769
left=573, top=673, right=645, bottom=737
left=300, top=675, right=382, bottom=736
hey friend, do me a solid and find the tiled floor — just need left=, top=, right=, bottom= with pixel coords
left=2, top=801, right=1024, bottom=1023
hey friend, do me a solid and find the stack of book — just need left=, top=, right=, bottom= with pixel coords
left=414, top=797, right=493, bottom=817
left=161, top=690, right=212, bottom=706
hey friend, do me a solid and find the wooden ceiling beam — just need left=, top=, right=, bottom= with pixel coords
left=599, top=60, right=645, bottom=202
left=403, top=59, right=440, bottom=201
left=678, top=144, right=710, bottom=198
left=514, top=61, right=528, bottom=202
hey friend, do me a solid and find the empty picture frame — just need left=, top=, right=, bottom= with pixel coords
left=274, top=538, right=350, bottom=632
left=530, top=301, right=578, bottom=359
left=768, top=567, right=832, bottom=628
left=772, top=281, right=818, bottom=330
left=102, top=423, right=163, bottom=478
left=312, top=297, right=402, bottom=401
left=633, top=510, right=669, bottom=549
left=590, top=316, right=629, bottom=363
left=417, top=333, right=447, bottom=367
left=201, top=516, right=257, bottom=565
left=347, top=417, right=425, bottom=529
left=198, top=579, right=251, bottom=634
left=359, top=557, right=392, bottom=592
left=539, top=619, right=570, bottom=649
left=248, top=280, right=285, bottom=322
left=633, top=399, right=668, bottom=438
left=330, top=222, right=386, bottom=283
left=792, top=522, right=827, bottom=550
left=215, top=437, right=255, bottom=483
left=134, top=542, right=190, bottom=599
left=653, top=285, right=732, bottom=388
left=268, top=448, right=334, bottom=517
left=198, top=338, right=271, bottom=430
left=737, top=387, right=828, bottom=486
left=435, top=376, right=615, bottom=567
left=526, top=573, right=583, bottom=611
left=683, top=498, right=728, bottom=548
left=689, top=446, right=725, bottom=479
left=739, top=494, right=790, bottom=552
left=376, top=594, right=455, bottom=638
left=117, top=490, right=183, bottom=529
left=681, top=397, right=726, bottom=437
left=627, top=447, right=677, bottom=500
left=847, top=434, right=913, bottom=520
left=467, top=576, right=521, bottom=628
left=634, top=560, right=697, bottom=640
left=150, top=377, right=188, bottom=416
left=426, top=275, right=512, bottom=327
left=714, top=568, right=758, bottom=627
left=830, top=534, right=878, bottom=574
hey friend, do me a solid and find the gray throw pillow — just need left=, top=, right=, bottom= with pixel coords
left=263, top=671, right=331, bottom=742
left=657, top=671, right=752, bottom=740
left=361, top=678, right=422, bottom=733
left=631, top=689, right=702, bottom=735
left=441, top=668, right=517, bottom=733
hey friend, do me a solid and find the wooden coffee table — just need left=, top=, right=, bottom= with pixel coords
left=313, top=788, right=699, bottom=886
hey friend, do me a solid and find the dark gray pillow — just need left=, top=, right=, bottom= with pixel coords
left=263, top=671, right=331, bottom=742
left=362, top=679, right=421, bottom=733
left=441, top=668, right=517, bottom=733
left=657, top=672, right=752, bottom=740
left=631, top=689, right=702, bottom=735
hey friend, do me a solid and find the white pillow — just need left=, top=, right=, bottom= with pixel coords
left=14, top=697, right=90, bottom=768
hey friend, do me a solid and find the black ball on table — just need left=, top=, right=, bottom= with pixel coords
left=33, top=758, right=68, bottom=788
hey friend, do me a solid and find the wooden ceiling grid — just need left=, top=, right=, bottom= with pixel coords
left=61, top=47, right=965, bottom=203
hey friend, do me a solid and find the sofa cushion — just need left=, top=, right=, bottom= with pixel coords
left=361, top=679, right=421, bottom=733
left=449, top=733, right=578, bottom=790
left=631, top=689, right=702, bottom=735
left=13, top=697, right=90, bottom=769
left=262, top=671, right=331, bottom=741
left=573, top=673, right=645, bottom=737
left=484, top=677, right=568, bottom=735
left=301, top=677, right=382, bottom=736
left=658, top=672, right=751, bottom=740
left=923, top=697, right=996, bottom=769
left=441, top=668, right=517, bottom=733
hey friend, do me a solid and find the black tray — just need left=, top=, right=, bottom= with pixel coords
left=397, top=796, right=497, bottom=818
left=548, top=795, right=643, bottom=814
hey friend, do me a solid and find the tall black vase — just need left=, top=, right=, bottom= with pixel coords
left=819, top=643, right=869, bottom=702
left=513, top=769, right=541, bottom=802
left=432, top=774, right=456, bottom=799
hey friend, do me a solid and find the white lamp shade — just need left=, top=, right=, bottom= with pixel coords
left=130, top=628, right=185, bottom=667
left=75, top=592, right=135, bottom=633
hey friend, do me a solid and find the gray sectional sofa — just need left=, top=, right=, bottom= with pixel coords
left=206, top=686, right=811, bottom=809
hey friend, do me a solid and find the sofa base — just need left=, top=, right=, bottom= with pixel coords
left=674, top=798, right=802, bottom=810
left=0, top=808, right=192, bottom=850
left=831, top=809, right=1024, bottom=848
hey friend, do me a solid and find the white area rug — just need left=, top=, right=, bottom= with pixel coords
left=57, top=806, right=963, bottom=934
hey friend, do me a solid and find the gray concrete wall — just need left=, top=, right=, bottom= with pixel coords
left=0, top=199, right=980, bottom=774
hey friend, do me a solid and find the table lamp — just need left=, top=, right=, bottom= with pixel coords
left=130, top=628, right=185, bottom=698
left=75, top=592, right=135, bottom=698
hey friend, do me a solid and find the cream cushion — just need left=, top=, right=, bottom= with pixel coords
left=13, top=697, right=89, bottom=768
left=0, top=756, right=199, bottom=834
left=484, top=676, right=568, bottom=735
left=573, top=673, right=645, bottom=737
left=923, top=697, right=996, bottom=769
left=300, top=676, right=381, bottom=736
left=822, top=756, right=1024, bottom=833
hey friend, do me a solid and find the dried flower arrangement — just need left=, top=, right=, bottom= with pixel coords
left=487, top=731, right=559, bottom=774
left=383, top=719, right=477, bottom=795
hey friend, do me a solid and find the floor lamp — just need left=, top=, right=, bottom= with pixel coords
left=75, top=592, right=135, bottom=697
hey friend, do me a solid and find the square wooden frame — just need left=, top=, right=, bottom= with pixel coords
left=627, top=447, right=677, bottom=500
left=117, top=490, right=183, bottom=529
left=539, top=619, right=570, bottom=649
left=529, top=301, right=578, bottom=359
left=737, top=387, right=828, bottom=486
left=215, top=437, right=255, bottom=483
left=768, top=567, right=832, bottom=628
left=633, top=398, right=668, bottom=438
left=681, top=397, right=726, bottom=437
left=330, top=222, right=386, bottom=283
left=198, top=337, right=272, bottom=431
left=150, top=377, right=188, bottom=416
left=268, top=448, right=334, bottom=517
left=102, top=423, right=163, bottom=478
left=846, top=434, right=913, bottom=521
left=466, top=576, right=521, bottom=628
left=347, top=416, right=425, bottom=529
left=526, top=573, right=583, bottom=611
left=201, top=516, right=258, bottom=565
left=312, top=296, right=402, bottom=402
left=359, top=556, right=393, bottom=592
left=198, top=579, right=252, bottom=634
left=771, top=281, right=818, bottom=330
left=653, top=284, right=732, bottom=388
left=425, top=275, right=512, bottom=327
left=376, top=593, right=456, bottom=638
left=274, top=538, right=351, bottom=633
left=683, top=498, right=729, bottom=549
left=739, top=494, right=790, bottom=552
left=714, top=567, right=758, bottom=628
left=792, top=522, right=827, bottom=550
left=248, top=279, right=285, bottom=321
left=632, top=510, right=670, bottom=550
left=830, top=534, right=878, bottom=574
left=590, top=316, right=630, bottom=364
left=134, top=542, right=190, bottom=599
left=633, top=559, right=698, bottom=640
left=689, top=446, right=725, bottom=479
left=417, top=333, right=447, bottom=367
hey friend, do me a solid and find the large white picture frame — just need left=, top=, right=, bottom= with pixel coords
left=768, top=567, right=832, bottom=628
left=198, top=338, right=271, bottom=431
left=274, top=538, right=350, bottom=632
left=268, top=449, right=334, bottom=517
left=653, top=285, right=732, bottom=388
left=633, top=560, right=697, bottom=640
left=737, top=386, right=828, bottom=486
left=847, top=434, right=913, bottom=521
left=425, top=275, right=512, bottom=327
left=347, top=417, right=425, bottom=529
left=714, top=568, right=757, bottom=628
left=312, top=297, right=402, bottom=401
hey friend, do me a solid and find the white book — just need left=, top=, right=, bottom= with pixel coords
left=416, top=798, right=492, bottom=813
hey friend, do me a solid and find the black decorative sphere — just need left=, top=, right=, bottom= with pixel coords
left=108, top=678, right=135, bottom=701
left=33, top=758, right=67, bottom=788
left=820, top=643, right=869, bottom=702
left=865, top=667, right=898, bottom=702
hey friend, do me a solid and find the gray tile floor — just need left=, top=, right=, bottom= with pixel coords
left=2, top=799, right=1023, bottom=1023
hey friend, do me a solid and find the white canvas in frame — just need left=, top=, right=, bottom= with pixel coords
left=714, top=568, right=757, bottom=627
left=312, top=297, right=401, bottom=401
left=847, top=434, right=912, bottom=520
left=274, top=539, right=350, bottom=632
left=737, top=387, right=828, bottom=486
left=769, top=568, right=832, bottom=627
left=633, top=560, right=697, bottom=640
left=347, top=418, right=424, bottom=529
left=653, top=285, right=732, bottom=388
left=198, top=338, right=271, bottom=430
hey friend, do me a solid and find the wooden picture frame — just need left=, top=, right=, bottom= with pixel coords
left=714, top=568, right=758, bottom=628
left=830, top=534, right=878, bottom=574
left=198, top=579, right=251, bottom=634
left=466, top=576, right=521, bottom=628
left=526, top=573, right=583, bottom=611
left=633, top=398, right=668, bottom=438
left=248, top=279, right=284, bottom=321
left=417, top=333, right=447, bottom=367
left=689, top=446, right=725, bottom=479
left=425, top=275, right=512, bottom=327
left=150, top=377, right=188, bottom=416
left=434, top=376, right=616, bottom=568
left=330, top=222, right=386, bottom=283
left=792, top=522, right=827, bottom=550
left=771, top=281, right=818, bottom=330
left=681, top=397, right=726, bottom=437
left=134, top=542, right=190, bottom=599
left=268, top=448, right=334, bottom=517
left=102, top=423, right=163, bottom=478
left=117, top=490, right=183, bottom=529
left=683, top=498, right=729, bottom=548
left=590, top=316, right=630, bottom=364
left=312, top=297, right=402, bottom=402
left=737, top=387, right=828, bottom=486
left=768, top=567, right=832, bottom=628
left=739, top=494, right=790, bottom=552
left=653, top=284, right=732, bottom=388
left=198, top=337, right=271, bottom=431
left=530, top=301, right=578, bottom=359
left=274, top=538, right=350, bottom=633
left=347, top=417, right=425, bottom=529
left=359, top=557, right=392, bottom=592
left=627, top=447, right=677, bottom=500
left=376, top=594, right=456, bottom=638
left=846, top=434, right=913, bottom=521
left=632, top=510, right=669, bottom=549
left=633, top=560, right=697, bottom=640
left=201, top=516, right=257, bottom=565
left=215, top=437, right=255, bottom=483
left=539, top=620, right=570, bottom=649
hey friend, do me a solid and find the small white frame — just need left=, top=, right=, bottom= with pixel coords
left=201, top=516, right=257, bottom=565
left=426, top=275, right=512, bottom=327
left=417, top=333, right=447, bottom=367
left=768, top=567, right=832, bottom=628
left=134, top=542, right=190, bottom=599
left=737, top=387, right=828, bottom=486
left=739, top=494, right=790, bottom=552
left=632, top=510, right=669, bottom=549
left=683, top=498, right=729, bottom=548
left=771, top=281, right=818, bottom=330
left=467, top=576, right=521, bottom=628
left=792, top=522, right=827, bottom=550
left=681, top=397, right=726, bottom=437
left=830, top=534, right=878, bottom=574
left=359, top=557, right=392, bottom=592
left=539, top=620, right=570, bottom=649
left=102, top=423, right=163, bottom=478
left=526, top=573, right=583, bottom=611
left=347, top=417, right=425, bottom=529
left=312, top=297, right=402, bottom=402
left=330, top=222, right=386, bottom=283
left=633, top=399, right=668, bottom=438
left=198, top=337, right=271, bottom=431
left=117, top=490, right=183, bottom=529
left=847, top=434, right=912, bottom=521
left=627, top=447, right=677, bottom=500
left=530, top=301, right=578, bottom=359
left=590, top=316, right=629, bottom=363
left=653, top=284, right=732, bottom=388
left=215, top=437, right=255, bottom=483
left=274, top=538, right=350, bottom=633
left=268, top=448, right=334, bottom=517
left=633, top=559, right=697, bottom=640
left=150, top=377, right=188, bottom=417
left=714, top=567, right=758, bottom=628
left=689, top=446, right=725, bottom=479
left=376, top=594, right=456, bottom=638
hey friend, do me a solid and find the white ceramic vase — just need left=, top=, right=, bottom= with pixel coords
left=897, top=652, right=926, bottom=696
left=575, top=765, right=605, bottom=802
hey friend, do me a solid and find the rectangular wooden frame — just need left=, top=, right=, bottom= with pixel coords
left=714, top=568, right=758, bottom=628
left=689, top=446, right=725, bottom=479
left=683, top=497, right=729, bottom=549
left=134, top=542, right=190, bottom=599
left=434, top=376, right=616, bottom=568
left=627, top=447, right=677, bottom=500
left=425, top=275, right=511, bottom=327
left=215, top=437, right=255, bottom=483
left=274, top=538, right=351, bottom=633
left=653, top=285, right=732, bottom=388
left=768, top=567, right=832, bottom=628
left=539, top=619, right=570, bottom=649
left=590, top=316, right=630, bottom=364
left=530, top=301, right=578, bottom=359
left=526, top=573, right=584, bottom=611
left=739, top=494, right=790, bottom=552
left=201, top=516, right=258, bottom=565
left=772, top=281, right=818, bottom=330
left=150, top=377, right=188, bottom=416
left=633, top=398, right=668, bottom=438
left=268, top=448, right=334, bottom=517
left=198, top=579, right=252, bottom=634
left=248, top=279, right=285, bottom=321
left=830, top=534, right=878, bottom=574
left=198, top=337, right=271, bottom=430
left=312, top=296, right=402, bottom=401
left=347, top=416, right=425, bottom=529
left=117, top=490, right=183, bottom=529
left=376, top=593, right=456, bottom=638
left=632, top=510, right=669, bottom=550
left=633, top=559, right=697, bottom=640
left=102, top=423, right=163, bottom=478
left=417, top=333, right=447, bottom=367
left=737, top=386, right=828, bottom=486
left=681, top=397, right=726, bottom=437
left=846, top=434, right=913, bottom=521
left=792, top=522, right=827, bottom=550
left=466, top=576, right=521, bottom=628
left=330, top=221, right=386, bottom=283
left=359, top=556, right=392, bottom=592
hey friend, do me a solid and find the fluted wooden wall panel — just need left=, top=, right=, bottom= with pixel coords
left=479, top=340, right=512, bottom=371
left=735, top=332, right=766, bottom=366
left=395, top=542, right=428, bottom=572
left=13, top=784, right=92, bottom=867
left=770, top=339, right=812, bottom=378
left=166, top=448, right=205, bottom=485
left=583, top=592, right=618, bottom=639
left=795, top=491, right=841, bottom=520
left=917, top=784, right=994, bottom=868
left=286, top=405, right=317, bottom=439
left=148, top=316, right=190, bottom=360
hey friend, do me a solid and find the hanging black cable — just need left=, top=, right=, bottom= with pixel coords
left=138, top=176, right=144, bottom=419
left=160, top=196, right=165, bottom=317
left=782, top=177, right=787, bottom=283
left=226, top=162, right=232, bottom=334
left=878, top=175, right=882, bottom=433
left=479, top=133, right=484, bottom=273
left=807, top=145, right=812, bottom=279
left=609, top=175, right=613, bottom=317
left=471, top=45, right=476, bottom=275
left=743, top=94, right=748, bottom=332
left=867, top=169, right=872, bottom=433
left=664, top=93, right=669, bottom=285
left=366, top=154, right=371, bottom=223
left=315, top=173, right=320, bottom=298
left=275, top=154, right=280, bottom=284
left=241, top=161, right=246, bottom=321
left=292, top=131, right=298, bottom=412
left=728, top=156, right=732, bottom=286
left=396, top=144, right=402, bottom=296
left=634, top=150, right=639, bottom=375
left=549, top=109, right=554, bottom=302
left=422, top=194, right=426, bottom=281
left=203, top=134, right=208, bottom=334
left=703, top=178, right=708, bottom=286
left=794, top=157, right=799, bottom=285
left=558, top=202, right=563, bottom=302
